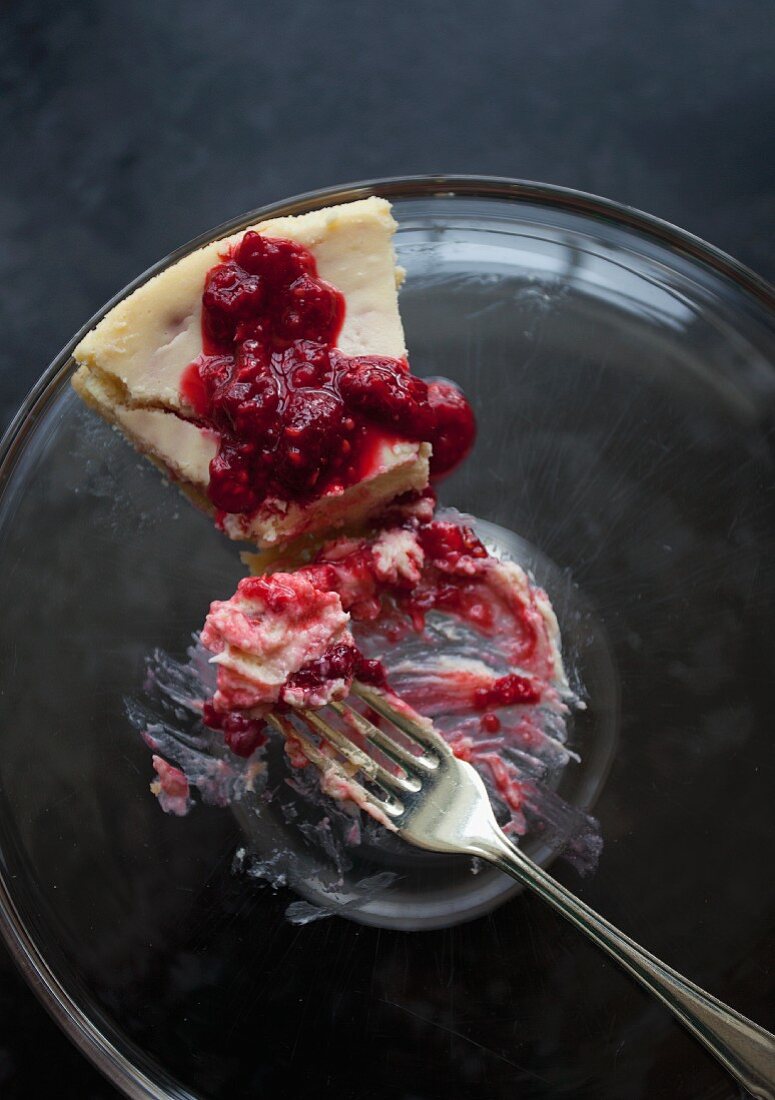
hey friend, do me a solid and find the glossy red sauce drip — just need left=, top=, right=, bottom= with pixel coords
left=180, top=232, right=476, bottom=515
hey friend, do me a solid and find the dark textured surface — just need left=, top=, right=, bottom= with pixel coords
left=0, top=1, right=773, bottom=1097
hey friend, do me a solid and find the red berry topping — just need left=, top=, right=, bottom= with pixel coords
left=284, top=643, right=389, bottom=695
left=208, top=440, right=265, bottom=514
left=472, top=673, right=541, bottom=710
left=182, top=233, right=476, bottom=516
left=278, top=388, right=345, bottom=489
left=419, top=521, right=488, bottom=567
left=339, top=359, right=434, bottom=436
left=426, top=379, right=477, bottom=477
left=279, top=274, right=342, bottom=343
left=235, top=231, right=314, bottom=281
left=353, top=655, right=389, bottom=689
left=285, top=643, right=359, bottom=692
left=202, top=262, right=264, bottom=345
left=202, top=701, right=267, bottom=757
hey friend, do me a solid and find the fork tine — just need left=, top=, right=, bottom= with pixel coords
left=352, top=682, right=451, bottom=755
left=332, top=699, right=438, bottom=774
left=299, top=707, right=421, bottom=795
left=266, top=712, right=329, bottom=771
left=267, top=712, right=401, bottom=825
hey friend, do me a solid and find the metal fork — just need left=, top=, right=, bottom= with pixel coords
left=269, top=683, right=775, bottom=1099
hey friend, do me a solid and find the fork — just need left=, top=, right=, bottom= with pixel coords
left=268, top=682, right=775, bottom=1099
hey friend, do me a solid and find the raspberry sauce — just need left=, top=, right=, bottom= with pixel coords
left=181, top=232, right=475, bottom=515
left=472, top=673, right=541, bottom=710
left=201, top=701, right=267, bottom=758
left=284, top=643, right=388, bottom=694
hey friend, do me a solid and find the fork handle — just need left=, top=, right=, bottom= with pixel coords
left=481, top=836, right=775, bottom=1098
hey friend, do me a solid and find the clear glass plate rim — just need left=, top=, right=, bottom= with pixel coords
left=2, top=173, right=774, bottom=494
left=0, top=173, right=773, bottom=1099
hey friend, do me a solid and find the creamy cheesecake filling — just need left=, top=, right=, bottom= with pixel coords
left=202, top=572, right=357, bottom=712
left=199, top=571, right=388, bottom=757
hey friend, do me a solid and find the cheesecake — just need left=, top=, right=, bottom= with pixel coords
left=73, top=197, right=474, bottom=546
left=201, top=571, right=355, bottom=713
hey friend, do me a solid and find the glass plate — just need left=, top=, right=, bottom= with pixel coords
left=0, top=177, right=773, bottom=1099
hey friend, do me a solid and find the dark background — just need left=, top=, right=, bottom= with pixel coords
left=0, top=0, right=773, bottom=1096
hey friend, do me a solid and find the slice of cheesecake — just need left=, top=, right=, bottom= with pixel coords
left=73, top=197, right=432, bottom=546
